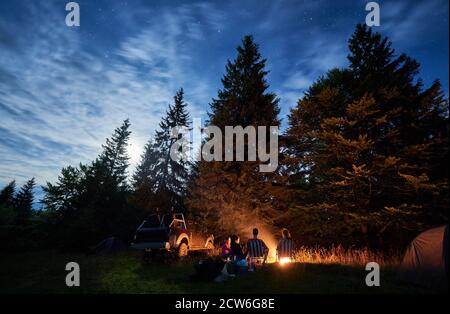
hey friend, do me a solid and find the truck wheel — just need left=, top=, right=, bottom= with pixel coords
left=178, top=242, right=189, bottom=258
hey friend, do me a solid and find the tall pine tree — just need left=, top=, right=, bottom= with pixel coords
left=0, top=180, right=16, bottom=207
left=14, top=178, right=35, bottom=225
left=0, top=180, right=17, bottom=247
left=187, top=36, right=286, bottom=239
left=133, top=88, right=191, bottom=212
left=43, top=119, right=135, bottom=248
left=100, top=118, right=132, bottom=190
left=285, top=24, right=449, bottom=248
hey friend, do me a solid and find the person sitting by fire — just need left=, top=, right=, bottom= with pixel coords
left=230, top=235, right=246, bottom=261
left=277, top=228, right=295, bottom=261
left=247, top=228, right=269, bottom=270
left=221, top=236, right=232, bottom=261
left=230, top=235, right=248, bottom=274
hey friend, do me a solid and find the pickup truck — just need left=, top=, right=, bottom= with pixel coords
left=131, top=213, right=215, bottom=258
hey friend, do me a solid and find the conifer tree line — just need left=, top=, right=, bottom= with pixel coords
left=0, top=178, right=38, bottom=250
left=0, top=24, right=447, bottom=251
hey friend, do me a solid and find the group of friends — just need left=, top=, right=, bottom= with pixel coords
left=220, top=228, right=295, bottom=272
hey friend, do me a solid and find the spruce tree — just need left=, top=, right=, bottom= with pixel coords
left=100, top=118, right=132, bottom=190
left=133, top=139, right=158, bottom=189
left=0, top=180, right=16, bottom=207
left=42, top=166, right=84, bottom=213
left=187, top=36, right=285, bottom=239
left=132, top=139, right=161, bottom=211
left=42, top=120, right=134, bottom=248
left=133, top=88, right=192, bottom=211
left=83, top=119, right=133, bottom=239
left=153, top=88, right=191, bottom=200
left=285, top=24, right=449, bottom=248
left=14, top=178, right=35, bottom=225
left=0, top=180, right=17, bottom=246
left=209, top=35, right=280, bottom=127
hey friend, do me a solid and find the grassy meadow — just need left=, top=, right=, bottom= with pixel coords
left=0, top=249, right=435, bottom=294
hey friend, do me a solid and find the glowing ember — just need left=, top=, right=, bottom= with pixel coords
left=279, top=257, right=292, bottom=265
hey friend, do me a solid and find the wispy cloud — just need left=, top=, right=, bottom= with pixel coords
left=0, top=1, right=218, bottom=187
left=380, top=0, right=448, bottom=45
left=0, top=0, right=447, bottom=192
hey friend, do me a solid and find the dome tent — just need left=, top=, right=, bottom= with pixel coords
left=93, top=236, right=127, bottom=255
left=400, top=225, right=448, bottom=290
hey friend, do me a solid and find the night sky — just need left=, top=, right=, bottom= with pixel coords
left=0, top=0, right=448, bottom=198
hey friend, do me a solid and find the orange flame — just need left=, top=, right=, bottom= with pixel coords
left=279, top=257, right=292, bottom=265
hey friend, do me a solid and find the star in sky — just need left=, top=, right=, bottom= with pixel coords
left=0, top=0, right=448, bottom=197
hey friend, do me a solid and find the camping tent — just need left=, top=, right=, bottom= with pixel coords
left=400, top=225, right=448, bottom=290
left=93, top=237, right=127, bottom=255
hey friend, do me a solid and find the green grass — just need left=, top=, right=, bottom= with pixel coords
left=0, top=250, right=434, bottom=294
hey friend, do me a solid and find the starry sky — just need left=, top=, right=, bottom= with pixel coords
left=0, top=0, right=448, bottom=199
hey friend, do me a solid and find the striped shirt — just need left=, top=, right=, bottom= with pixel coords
left=277, top=238, right=295, bottom=258
left=247, top=238, right=268, bottom=258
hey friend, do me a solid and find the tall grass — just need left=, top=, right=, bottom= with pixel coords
left=290, top=245, right=403, bottom=268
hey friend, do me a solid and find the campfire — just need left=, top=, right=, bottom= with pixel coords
left=279, top=257, right=292, bottom=266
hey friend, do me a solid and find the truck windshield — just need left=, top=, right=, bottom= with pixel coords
left=162, top=214, right=186, bottom=229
